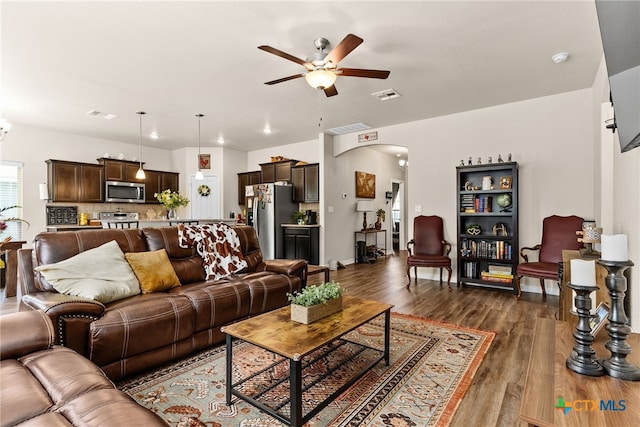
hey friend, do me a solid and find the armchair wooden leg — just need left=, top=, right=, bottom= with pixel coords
left=446, top=267, right=452, bottom=291
left=439, top=268, right=443, bottom=284
left=406, top=265, right=412, bottom=288
left=515, top=276, right=522, bottom=300
left=539, top=279, right=546, bottom=298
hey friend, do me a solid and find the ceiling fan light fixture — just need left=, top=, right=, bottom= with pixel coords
left=305, top=69, right=337, bottom=89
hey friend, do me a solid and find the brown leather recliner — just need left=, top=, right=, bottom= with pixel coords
left=406, top=215, right=453, bottom=290
left=515, top=215, right=584, bottom=298
left=0, top=310, right=166, bottom=426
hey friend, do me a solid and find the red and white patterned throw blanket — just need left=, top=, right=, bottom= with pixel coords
left=177, top=223, right=248, bottom=280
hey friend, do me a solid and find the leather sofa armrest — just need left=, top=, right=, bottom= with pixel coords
left=0, top=310, right=55, bottom=360
left=22, top=292, right=105, bottom=354
left=260, top=259, right=308, bottom=276
left=17, top=248, right=37, bottom=296
left=258, top=259, right=308, bottom=288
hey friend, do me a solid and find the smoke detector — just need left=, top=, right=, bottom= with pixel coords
left=551, top=52, right=569, bottom=63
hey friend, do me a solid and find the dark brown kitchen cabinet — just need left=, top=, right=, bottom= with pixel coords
left=237, top=170, right=261, bottom=205
left=142, top=170, right=179, bottom=203
left=260, top=160, right=297, bottom=183
left=292, top=163, right=319, bottom=202
left=161, top=172, right=179, bottom=193
left=46, top=160, right=104, bottom=202
left=143, top=170, right=162, bottom=202
left=283, top=226, right=319, bottom=265
left=100, top=159, right=145, bottom=182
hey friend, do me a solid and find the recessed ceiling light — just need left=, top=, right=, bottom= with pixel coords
left=149, top=131, right=159, bottom=139
left=551, top=52, right=569, bottom=63
left=217, top=137, right=225, bottom=144
left=263, top=126, right=273, bottom=134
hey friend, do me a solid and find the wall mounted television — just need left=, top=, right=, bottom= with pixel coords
left=595, top=0, right=640, bottom=153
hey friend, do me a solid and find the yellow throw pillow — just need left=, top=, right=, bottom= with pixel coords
left=125, top=249, right=181, bottom=293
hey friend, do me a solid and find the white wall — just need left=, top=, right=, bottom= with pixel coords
left=322, top=145, right=405, bottom=264
left=222, top=147, right=249, bottom=216
left=247, top=139, right=320, bottom=170
left=332, top=89, right=596, bottom=292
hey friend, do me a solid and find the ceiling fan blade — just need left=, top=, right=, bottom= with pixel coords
left=264, top=74, right=305, bottom=85
left=325, top=34, right=363, bottom=65
left=324, top=85, right=338, bottom=97
left=258, top=45, right=312, bottom=69
left=338, top=68, right=390, bottom=79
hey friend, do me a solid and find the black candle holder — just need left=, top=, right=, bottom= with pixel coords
left=596, top=259, right=640, bottom=381
left=566, top=282, right=604, bottom=376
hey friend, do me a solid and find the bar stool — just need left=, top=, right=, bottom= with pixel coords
left=107, top=221, right=139, bottom=229
left=169, top=220, right=199, bottom=226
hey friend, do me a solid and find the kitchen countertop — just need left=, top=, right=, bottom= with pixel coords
left=280, top=223, right=321, bottom=227
left=46, top=225, right=104, bottom=231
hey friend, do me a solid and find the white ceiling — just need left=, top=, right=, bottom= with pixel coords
left=1, top=1, right=604, bottom=153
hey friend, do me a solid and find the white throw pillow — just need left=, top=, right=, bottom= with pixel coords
left=35, top=240, right=141, bottom=303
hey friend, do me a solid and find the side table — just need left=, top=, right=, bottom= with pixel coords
left=354, top=229, right=386, bottom=263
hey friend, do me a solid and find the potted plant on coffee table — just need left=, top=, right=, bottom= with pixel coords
left=287, top=281, right=344, bottom=324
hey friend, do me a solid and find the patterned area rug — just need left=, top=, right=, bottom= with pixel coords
left=118, top=313, right=494, bottom=426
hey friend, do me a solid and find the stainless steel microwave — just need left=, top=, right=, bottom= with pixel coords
left=105, top=181, right=145, bottom=203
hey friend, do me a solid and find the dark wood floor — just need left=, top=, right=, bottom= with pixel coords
left=1, top=251, right=556, bottom=426
left=316, top=251, right=557, bottom=427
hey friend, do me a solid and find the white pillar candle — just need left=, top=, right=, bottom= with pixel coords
left=601, top=234, right=628, bottom=261
left=570, top=259, right=597, bottom=315
left=570, top=259, right=596, bottom=286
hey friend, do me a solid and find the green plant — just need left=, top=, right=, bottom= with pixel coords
left=376, top=208, right=385, bottom=222
left=287, top=281, right=344, bottom=307
left=292, top=211, right=306, bottom=223
left=154, top=189, right=189, bottom=209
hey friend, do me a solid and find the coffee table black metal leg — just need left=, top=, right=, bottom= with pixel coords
left=290, top=357, right=302, bottom=427
left=384, top=309, right=391, bottom=365
left=225, top=334, right=233, bottom=405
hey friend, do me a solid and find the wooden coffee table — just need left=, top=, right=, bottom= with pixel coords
left=222, top=295, right=393, bottom=427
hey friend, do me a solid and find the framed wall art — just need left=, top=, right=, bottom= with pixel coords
left=199, top=154, right=211, bottom=170
left=355, top=171, right=376, bottom=199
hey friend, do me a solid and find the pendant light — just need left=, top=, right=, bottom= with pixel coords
left=135, top=111, right=146, bottom=179
left=195, top=113, right=204, bottom=180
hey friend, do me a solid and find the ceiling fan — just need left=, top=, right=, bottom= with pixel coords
left=258, top=34, right=390, bottom=97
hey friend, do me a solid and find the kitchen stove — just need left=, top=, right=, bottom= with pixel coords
left=99, top=212, right=139, bottom=222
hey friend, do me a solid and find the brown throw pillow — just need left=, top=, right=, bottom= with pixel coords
left=125, top=249, right=181, bottom=293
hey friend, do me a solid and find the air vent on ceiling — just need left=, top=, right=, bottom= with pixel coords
left=85, top=110, right=118, bottom=120
left=372, top=89, right=401, bottom=101
left=325, top=122, right=372, bottom=136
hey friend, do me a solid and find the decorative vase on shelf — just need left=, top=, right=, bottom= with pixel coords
left=167, top=208, right=177, bottom=220
left=375, top=220, right=382, bottom=230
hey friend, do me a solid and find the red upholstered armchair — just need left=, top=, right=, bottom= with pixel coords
left=515, top=215, right=584, bottom=299
left=406, top=215, right=452, bottom=290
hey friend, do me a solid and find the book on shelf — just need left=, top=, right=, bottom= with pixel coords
left=460, top=238, right=512, bottom=260
left=488, top=264, right=512, bottom=274
left=480, top=272, right=513, bottom=283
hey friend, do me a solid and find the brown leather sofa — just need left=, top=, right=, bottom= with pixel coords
left=0, top=310, right=166, bottom=426
left=18, top=225, right=307, bottom=380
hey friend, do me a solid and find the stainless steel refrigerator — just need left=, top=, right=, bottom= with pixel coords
left=246, top=183, right=297, bottom=260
